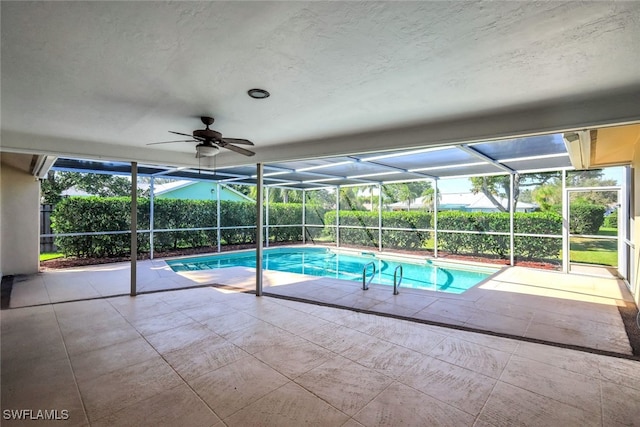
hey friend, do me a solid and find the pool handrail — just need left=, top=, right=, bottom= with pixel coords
left=393, top=265, right=403, bottom=295
left=362, top=261, right=376, bottom=290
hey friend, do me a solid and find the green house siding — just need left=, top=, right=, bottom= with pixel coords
left=156, top=182, right=251, bottom=202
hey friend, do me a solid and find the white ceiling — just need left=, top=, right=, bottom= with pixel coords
left=2, top=1, right=640, bottom=169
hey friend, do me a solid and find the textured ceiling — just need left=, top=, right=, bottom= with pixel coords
left=2, top=1, right=640, bottom=168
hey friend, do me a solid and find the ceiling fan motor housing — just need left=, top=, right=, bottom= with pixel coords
left=194, top=129, right=222, bottom=140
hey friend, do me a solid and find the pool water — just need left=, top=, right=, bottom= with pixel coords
left=166, top=247, right=497, bottom=294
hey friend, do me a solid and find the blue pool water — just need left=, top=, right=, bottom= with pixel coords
left=167, top=247, right=497, bottom=294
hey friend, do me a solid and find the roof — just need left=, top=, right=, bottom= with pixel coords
left=50, top=133, right=574, bottom=190
left=389, top=193, right=538, bottom=210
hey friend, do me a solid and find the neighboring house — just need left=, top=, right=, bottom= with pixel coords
left=60, top=180, right=253, bottom=202
left=390, top=192, right=538, bottom=213
left=154, top=180, right=253, bottom=202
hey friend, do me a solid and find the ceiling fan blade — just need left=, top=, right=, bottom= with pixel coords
left=147, top=139, right=196, bottom=145
left=219, top=141, right=255, bottom=156
left=169, top=131, right=194, bottom=138
left=222, top=138, right=254, bottom=146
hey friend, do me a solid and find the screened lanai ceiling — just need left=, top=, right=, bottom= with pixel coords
left=51, top=133, right=573, bottom=189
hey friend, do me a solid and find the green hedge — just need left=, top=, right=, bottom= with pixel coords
left=52, top=196, right=566, bottom=262
left=551, top=203, right=606, bottom=234
left=569, top=203, right=606, bottom=234
left=324, top=211, right=432, bottom=249
left=437, top=211, right=562, bottom=260
left=51, top=197, right=305, bottom=258
left=268, top=203, right=303, bottom=243
left=603, top=212, right=618, bottom=228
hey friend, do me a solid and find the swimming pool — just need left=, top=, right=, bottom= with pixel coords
left=167, top=247, right=497, bottom=294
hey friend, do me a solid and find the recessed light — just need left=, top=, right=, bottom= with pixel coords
left=248, top=88, right=270, bottom=99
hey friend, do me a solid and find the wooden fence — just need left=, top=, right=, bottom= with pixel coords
left=40, top=204, right=57, bottom=253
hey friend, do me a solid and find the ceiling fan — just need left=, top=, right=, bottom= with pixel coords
left=148, top=116, right=255, bottom=157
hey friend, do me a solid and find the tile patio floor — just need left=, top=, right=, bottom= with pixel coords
left=9, top=254, right=637, bottom=355
left=2, top=286, right=640, bottom=426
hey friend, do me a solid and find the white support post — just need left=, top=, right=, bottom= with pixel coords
left=509, top=173, right=515, bottom=266
left=336, top=186, right=340, bottom=248
left=256, top=163, right=264, bottom=296
left=434, top=179, right=438, bottom=258
left=149, top=176, right=154, bottom=260
left=216, top=183, right=221, bottom=253
left=302, top=189, right=306, bottom=244
left=130, top=162, right=137, bottom=296
left=378, top=184, right=383, bottom=252
left=265, top=187, right=270, bottom=248
left=562, top=170, right=569, bottom=273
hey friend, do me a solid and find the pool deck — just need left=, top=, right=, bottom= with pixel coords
left=7, top=255, right=637, bottom=356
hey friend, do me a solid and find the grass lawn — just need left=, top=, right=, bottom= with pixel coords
left=569, top=227, right=618, bottom=266
left=40, top=252, right=64, bottom=261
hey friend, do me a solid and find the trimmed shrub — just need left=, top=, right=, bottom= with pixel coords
left=51, top=197, right=305, bottom=257
left=603, top=211, right=618, bottom=229
left=437, top=211, right=562, bottom=260
left=550, top=203, right=607, bottom=234
left=324, top=210, right=432, bottom=249
left=268, top=203, right=303, bottom=242
left=569, top=203, right=606, bottom=235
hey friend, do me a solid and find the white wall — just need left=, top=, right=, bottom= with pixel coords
left=0, top=155, right=40, bottom=275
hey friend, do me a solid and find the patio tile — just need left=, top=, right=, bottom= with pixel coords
left=513, top=341, right=602, bottom=379
left=398, top=356, right=496, bottom=416
left=299, top=322, right=374, bottom=354
left=1, top=317, right=68, bottom=364
left=128, top=310, right=195, bottom=335
left=1, top=356, right=80, bottom=409
left=224, top=381, right=349, bottom=426
left=69, top=337, right=159, bottom=381
left=225, top=320, right=300, bottom=355
left=61, top=322, right=142, bottom=356
left=189, top=356, right=290, bottom=420
left=9, top=278, right=51, bottom=307
left=76, top=356, right=183, bottom=422
left=478, top=382, right=601, bottom=427
left=448, top=328, right=519, bottom=353
left=163, top=336, right=249, bottom=381
left=45, top=281, right=102, bottom=303
left=340, top=336, right=425, bottom=378
left=91, top=383, right=220, bottom=427
left=294, top=355, right=394, bottom=416
left=144, top=322, right=221, bottom=354
left=499, top=355, right=601, bottom=414
left=108, top=295, right=177, bottom=321
left=464, top=309, right=531, bottom=336
left=601, top=381, right=640, bottom=426
left=200, top=310, right=266, bottom=338
left=596, top=356, right=640, bottom=391
left=179, top=301, right=238, bottom=322
left=353, top=381, right=475, bottom=427
left=365, top=318, right=448, bottom=354
left=428, top=336, right=511, bottom=379
left=253, top=336, right=334, bottom=379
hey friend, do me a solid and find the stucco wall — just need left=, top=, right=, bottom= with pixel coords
left=0, top=159, right=40, bottom=275
left=633, top=149, right=640, bottom=306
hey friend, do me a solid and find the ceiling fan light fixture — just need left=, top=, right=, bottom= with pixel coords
left=196, top=145, right=220, bottom=157
left=248, top=88, right=270, bottom=99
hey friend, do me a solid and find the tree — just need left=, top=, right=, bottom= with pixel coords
left=469, top=172, right=558, bottom=212
left=421, top=186, right=441, bottom=212
left=382, top=182, right=432, bottom=210
left=40, top=171, right=139, bottom=204
left=340, top=187, right=365, bottom=210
